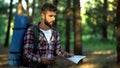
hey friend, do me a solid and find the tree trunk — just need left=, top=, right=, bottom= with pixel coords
left=102, top=0, right=108, bottom=41
left=53, top=0, right=58, bottom=27
left=116, top=0, right=120, bottom=63
left=73, top=0, right=82, bottom=55
left=102, top=25, right=107, bottom=41
left=32, top=0, right=35, bottom=17
left=65, top=0, right=71, bottom=52
left=4, top=0, right=13, bottom=47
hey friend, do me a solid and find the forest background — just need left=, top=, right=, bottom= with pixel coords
left=0, top=0, right=120, bottom=68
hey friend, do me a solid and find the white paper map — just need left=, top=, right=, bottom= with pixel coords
left=67, top=55, right=86, bottom=64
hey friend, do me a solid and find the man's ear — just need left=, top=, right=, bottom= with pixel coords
left=41, top=13, right=44, bottom=19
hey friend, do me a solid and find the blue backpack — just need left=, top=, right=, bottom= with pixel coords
left=8, top=14, right=39, bottom=67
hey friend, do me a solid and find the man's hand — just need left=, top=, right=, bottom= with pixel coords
left=41, top=57, right=55, bottom=64
left=64, top=53, right=74, bottom=58
left=56, top=50, right=74, bottom=57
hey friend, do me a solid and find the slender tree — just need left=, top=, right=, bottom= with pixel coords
left=116, top=0, right=120, bottom=63
left=73, top=0, right=82, bottom=55
left=32, top=0, right=35, bottom=17
left=102, top=0, right=108, bottom=41
left=52, top=0, right=58, bottom=27
left=4, top=0, right=13, bottom=47
left=65, top=0, right=71, bottom=52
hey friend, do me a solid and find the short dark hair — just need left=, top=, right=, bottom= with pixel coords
left=41, top=3, right=57, bottom=13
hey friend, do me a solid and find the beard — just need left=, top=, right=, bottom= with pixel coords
left=44, top=15, right=55, bottom=28
left=44, top=19, right=52, bottom=28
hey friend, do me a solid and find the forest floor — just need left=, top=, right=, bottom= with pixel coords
left=0, top=46, right=120, bottom=68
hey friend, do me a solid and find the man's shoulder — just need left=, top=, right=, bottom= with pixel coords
left=51, top=27, right=59, bottom=33
left=27, top=23, right=38, bottom=30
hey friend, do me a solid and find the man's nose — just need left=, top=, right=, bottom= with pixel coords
left=52, top=17, right=55, bottom=21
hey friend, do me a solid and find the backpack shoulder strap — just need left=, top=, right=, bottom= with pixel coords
left=30, top=24, right=39, bottom=53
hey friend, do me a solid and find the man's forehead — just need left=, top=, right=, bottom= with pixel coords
left=45, top=11, right=56, bottom=15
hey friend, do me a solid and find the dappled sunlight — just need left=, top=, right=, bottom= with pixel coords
left=77, top=63, right=101, bottom=68
left=69, top=63, right=102, bottom=68
left=107, top=53, right=117, bottom=60
left=0, top=54, right=8, bottom=66
left=0, top=54, right=7, bottom=57
left=83, top=55, right=97, bottom=63
left=71, top=50, right=118, bottom=68
left=0, top=61, right=8, bottom=66
left=92, top=50, right=113, bottom=55
left=0, top=47, right=9, bottom=67
left=0, top=54, right=8, bottom=60
left=0, top=47, right=119, bottom=68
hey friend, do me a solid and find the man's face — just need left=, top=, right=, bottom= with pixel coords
left=42, top=11, right=56, bottom=27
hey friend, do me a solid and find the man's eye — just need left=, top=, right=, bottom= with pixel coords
left=49, top=15, right=56, bottom=17
left=49, top=15, right=53, bottom=17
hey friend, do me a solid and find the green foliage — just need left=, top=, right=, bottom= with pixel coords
left=83, top=0, right=116, bottom=40
left=82, top=35, right=116, bottom=52
left=0, top=1, right=10, bottom=45
left=0, top=0, right=8, bottom=14
left=0, top=0, right=116, bottom=50
left=0, top=15, right=8, bottom=45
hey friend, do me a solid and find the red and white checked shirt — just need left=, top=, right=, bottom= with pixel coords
left=23, top=23, right=63, bottom=64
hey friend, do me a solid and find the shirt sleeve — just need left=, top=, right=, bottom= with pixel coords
left=23, top=27, right=41, bottom=63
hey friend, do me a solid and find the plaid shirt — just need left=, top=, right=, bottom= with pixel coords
left=23, top=23, right=62, bottom=65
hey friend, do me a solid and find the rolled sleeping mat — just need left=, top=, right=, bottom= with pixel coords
left=8, top=14, right=28, bottom=66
